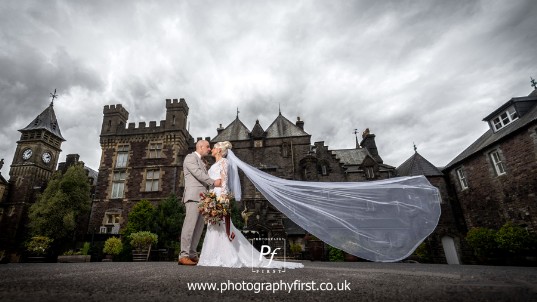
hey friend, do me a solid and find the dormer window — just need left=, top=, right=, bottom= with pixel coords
left=491, top=106, right=518, bottom=131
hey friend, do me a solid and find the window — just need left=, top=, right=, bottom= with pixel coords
left=492, top=106, right=518, bottom=131
left=254, top=140, right=263, bottom=148
left=321, top=165, right=328, bottom=176
left=145, top=169, right=160, bottom=192
left=489, top=150, right=506, bottom=176
left=105, top=213, right=121, bottom=225
left=111, top=171, right=126, bottom=198
left=149, top=143, right=162, bottom=158
left=456, top=168, right=468, bottom=190
left=116, top=145, right=129, bottom=168
left=365, top=167, right=375, bottom=179
left=282, top=143, right=289, bottom=157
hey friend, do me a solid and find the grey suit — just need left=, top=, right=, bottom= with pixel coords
left=180, top=152, right=215, bottom=259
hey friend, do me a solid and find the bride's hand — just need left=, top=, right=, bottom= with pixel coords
left=214, top=179, right=222, bottom=187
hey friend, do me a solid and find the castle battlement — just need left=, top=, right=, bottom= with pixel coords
left=166, top=98, right=189, bottom=112
left=103, top=104, right=129, bottom=115
left=102, top=99, right=188, bottom=136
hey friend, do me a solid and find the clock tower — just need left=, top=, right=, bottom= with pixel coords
left=0, top=97, right=65, bottom=258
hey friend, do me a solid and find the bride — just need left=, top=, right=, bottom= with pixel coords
left=197, top=141, right=304, bottom=269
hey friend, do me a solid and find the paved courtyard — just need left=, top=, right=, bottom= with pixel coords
left=0, top=261, right=536, bottom=301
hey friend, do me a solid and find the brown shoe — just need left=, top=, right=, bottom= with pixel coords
left=190, top=256, right=199, bottom=263
left=178, top=257, right=197, bottom=266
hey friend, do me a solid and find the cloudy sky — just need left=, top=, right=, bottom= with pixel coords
left=1, top=0, right=536, bottom=176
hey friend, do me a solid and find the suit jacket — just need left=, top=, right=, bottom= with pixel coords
left=182, top=152, right=215, bottom=203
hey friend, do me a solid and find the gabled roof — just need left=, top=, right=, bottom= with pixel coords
left=331, top=148, right=372, bottom=167
left=445, top=89, right=537, bottom=170
left=397, top=152, right=443, bottom=177
left=265, top=113, right=309, bottom=138
left=20, top=103, right=65, bottom=141
left=251, top=120, right=265, bottom=138
left=211, top=117, right=251, bottom=142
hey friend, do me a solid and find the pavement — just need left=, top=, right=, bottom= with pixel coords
left=0, top=261, right=536, bottom=302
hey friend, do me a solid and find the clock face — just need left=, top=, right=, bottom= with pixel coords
left=22, top=148, right=32, bottom=160
left=42, top=152, right=52, bottom=164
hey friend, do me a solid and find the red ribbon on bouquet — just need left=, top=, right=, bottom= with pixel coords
left=224, top=215, right=235, bottom=241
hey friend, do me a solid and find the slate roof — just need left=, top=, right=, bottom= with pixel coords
left=84, top=166, right=99, bottom=186
left=250, top=120, right=265, bottom=138
left=20, top=103, right=65, bottom=141
left=397, top=152, right=444, bottom=177
left=331, top=148, right=372, bottom=166
left=211, top=117, right=251, bottom=142
left=265, top=113, right=309, bottom=138
left=444, top=89, right=537, bottom=170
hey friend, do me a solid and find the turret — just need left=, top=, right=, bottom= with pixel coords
left=165, top=98, right=189, bottom=130
left=101, top=104, right=129, bottom=135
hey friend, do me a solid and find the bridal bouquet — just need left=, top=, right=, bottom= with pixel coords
left=198, top=191, right=234, bottom=225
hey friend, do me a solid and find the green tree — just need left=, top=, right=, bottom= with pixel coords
left=28, top=165, right=91, bottom=250
left=153, top=194, right=184, bottom=250
left=123, top=199, right=155, bottom=237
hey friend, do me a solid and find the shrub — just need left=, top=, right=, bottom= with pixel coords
left=328, top=245, right=344, bottom=262
left=103, top=237, right=123, bottom=255
left=465, top=227, right=498, bottom=257
left=25, top=236, right=53, bottom=255
left=414, top=242, right=432, bottom=263
left=129, top=231, right=158, bottom=251
left=81, top=242, right=91, bottom=255
left=496, top=222, right=533, bottom=254
left=290, top=243, right=302, bottom=255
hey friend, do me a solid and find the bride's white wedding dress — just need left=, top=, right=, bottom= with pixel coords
left=197, top=158, right=303, bottom=269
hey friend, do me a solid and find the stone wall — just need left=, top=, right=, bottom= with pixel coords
left=446, top=124, right=537, bottom=232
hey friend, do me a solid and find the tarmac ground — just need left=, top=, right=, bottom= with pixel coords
left=0, top=261, right=536, bottom=301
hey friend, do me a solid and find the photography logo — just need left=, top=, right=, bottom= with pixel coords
left=251, top=237, right=287, bottom=273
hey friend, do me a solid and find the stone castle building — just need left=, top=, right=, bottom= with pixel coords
left=88, top=99, right=192, bottom=234
left=209, top=112, right=396, bottom=250
left=90, top=99, right=398, bottom=253
left=4, top=85, right=535, bottom=264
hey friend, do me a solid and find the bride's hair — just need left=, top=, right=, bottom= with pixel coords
left=215, top=141, right=232, bottom=157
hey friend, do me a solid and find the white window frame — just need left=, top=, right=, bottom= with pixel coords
left=111, top=171, right=126, bottom=198
left=456, top=168, right=468, bottom=190
left=116, top=145, right=129, bottom=168
left=489, top=150, right=506, bottom=176
left=149, top=143, right=162, bottom=158
left=491, top=106, right=518, bottom=132
left=145, top=169, right=160, bottom=192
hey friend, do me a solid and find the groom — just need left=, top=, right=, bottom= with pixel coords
left=179, top=140, right=221, bottom=266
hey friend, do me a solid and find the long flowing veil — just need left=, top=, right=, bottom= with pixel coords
left=226, top=150, right=441, bottom=262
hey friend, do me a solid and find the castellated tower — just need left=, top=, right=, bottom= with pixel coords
left=90, top=99, right=192, bottom=235
left=165, top=98, right=189, bottom=130
left=101, top=104, right=129, bottom=135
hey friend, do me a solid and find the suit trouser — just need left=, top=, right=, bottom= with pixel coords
left=180, top=200, right=205, bottom=258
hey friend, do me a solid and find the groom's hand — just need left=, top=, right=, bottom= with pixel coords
left=214, top=179, right=222, bottom=187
